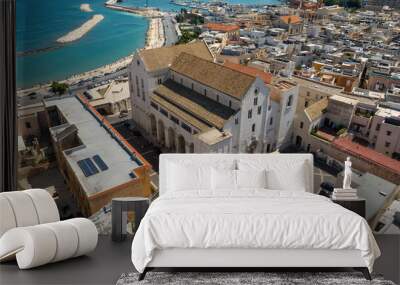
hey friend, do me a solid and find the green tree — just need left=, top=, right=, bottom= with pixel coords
left=51, top=81, right=69, bottom=95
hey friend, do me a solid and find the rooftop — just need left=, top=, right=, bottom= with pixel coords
left=329, top=95, right=359, bottom=106
left=333, top=137, right=400, bottom=176
left=224, top=62, right=273, bottom=85
left=305, top=98, right=328, bottom=121
left=171, top=52, right=256, bottom=100
left=204, top=23, right=240, bottom=32
left=138, top=41, right=213, bottom=73
left=154, top=79, right=236, bottom=130
left=88, top=80, right=130, bottom=107
left=46, top=95, right=145, bottom=197
left=197, top=128, right=232, bottom=145
left=280, top=15, right=302, bottom=25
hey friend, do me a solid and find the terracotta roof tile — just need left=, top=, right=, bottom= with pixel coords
left=223, top=62, right=273, bottom=84
left=171, top=53, right=255, bottom=99
left=204, top=23, right=240, bottom=32
left=138, top=41, right=213, bottom=72
left=280, top=15, right=302, bottom=24
left=333, top=137, right=400, bottom=175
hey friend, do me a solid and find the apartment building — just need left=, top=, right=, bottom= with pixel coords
left=292, top=95, right=400, bottom=184
left=45, top=95, right=152, bottom=217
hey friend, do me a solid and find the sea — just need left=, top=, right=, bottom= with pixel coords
left=16, top=0, right=279, bottom=89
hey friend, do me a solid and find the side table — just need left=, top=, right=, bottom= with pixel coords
left=332, top=198, right=366, bottom=218
left=112, top=197, right=149, bottom=242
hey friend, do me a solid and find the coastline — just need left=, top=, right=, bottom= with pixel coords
left=18, top=2, right=170, bottom=92
left=57, top=14, right=104, bottom=43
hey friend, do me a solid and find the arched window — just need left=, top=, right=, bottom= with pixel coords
left=287, top=95, right=293, bottom=107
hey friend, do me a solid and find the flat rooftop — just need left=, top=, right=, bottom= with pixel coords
left=46, top=96, right=141, bottom=196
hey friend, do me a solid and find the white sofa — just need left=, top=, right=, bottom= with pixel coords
left=0, top=189, right=98, bottom=269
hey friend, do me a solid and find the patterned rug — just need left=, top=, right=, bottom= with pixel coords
left=116, top=271, right=395, bottom=285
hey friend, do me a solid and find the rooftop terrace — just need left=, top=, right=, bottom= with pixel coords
left=46, top=95, right=146, bottom=196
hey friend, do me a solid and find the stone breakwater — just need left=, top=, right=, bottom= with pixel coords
left=80, top=4, right=93, bottom=12
left=57, top=14, right=104, bottom=43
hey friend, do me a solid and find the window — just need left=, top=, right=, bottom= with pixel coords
left=257, top=106, right=262, bottom=115
left=248, top=109, right=252, bottom=119
left=269, top=117, right=273, bottom=125
left=287, top=95, right=293, bottom=107
left=251, top=123, right=256, bottom=132
left=136, top=76, right=140, bottom=97
left=204, top=89, right=207, bottom=96
left=229, top=100, right=232, bottom=108
left=304, top=101, right=309, bottom=108
left=254, top=88, right=259, bottom=95
left=268, top=104, right=271, bottom=111
left=191, top=83, right=194, bottom=90
left=150, top=102, right=158, bottom=110
left=300, top=122, right=304, bottom=129
left=306, top=91, right=310, bottom=97
left=254, top=97, right=258, bottom=106
left=137, top=60, right=140, bottom=66
left=160, top=108, right=168, bottom=117
left=193, top=130, right=198, bottom=135
left=235, top=118, right=239, bottom=125
left=376, top=124, right=381, bottom=131
left=141, top=78, right=144, bottom=88
left=181, top=122, right=191, bottom=133
left=157, top=78, right=162, bottom=85
left=25, top=122, right=31, bottom=129
left=387, top=131, right=392, bottom=136
left=385, top=142, right=391, bottom=147
left=170, top=115, right=179, bottom=125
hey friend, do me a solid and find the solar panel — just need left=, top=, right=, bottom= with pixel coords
left=77, top=158, right=99, bottom=177
left=93, top=155, right=109, bottom=171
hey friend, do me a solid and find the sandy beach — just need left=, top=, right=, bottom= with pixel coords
left=145, top=18, right=165, bottom=49
left=80, top=4, right=93, bottom=12
left=57, top=14, right=104, bottom=43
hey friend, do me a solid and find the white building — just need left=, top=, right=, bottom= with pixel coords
left=129, top=42, right=278, bottom=153
left=128, top=41, right=214, bottom=137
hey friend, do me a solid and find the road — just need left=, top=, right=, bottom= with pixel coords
left=112, top=121, right=160, bottom=188
left=69, top=68, right=128, bottom=92
left=163, top=15, right=178, bottom=46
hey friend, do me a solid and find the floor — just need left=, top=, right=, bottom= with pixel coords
left=0, top=236, right=134, bottom=285
left=1, top=235, right=398, bottom=285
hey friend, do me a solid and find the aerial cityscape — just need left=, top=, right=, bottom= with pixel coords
left=16, top=0, right=400, bottom=235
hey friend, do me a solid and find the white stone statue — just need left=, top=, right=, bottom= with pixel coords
left=343, top=157, right=352, bottom=189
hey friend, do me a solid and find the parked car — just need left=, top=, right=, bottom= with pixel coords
left=319, top=181, right=334, bottom=198
left=320, top=181, right=334, bottom=192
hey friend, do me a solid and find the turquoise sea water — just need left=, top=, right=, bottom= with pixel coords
left=17, top=0, right=279, bottom=88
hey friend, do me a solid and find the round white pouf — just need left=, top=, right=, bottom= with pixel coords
left=0, top=218, right=98, bottom=269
